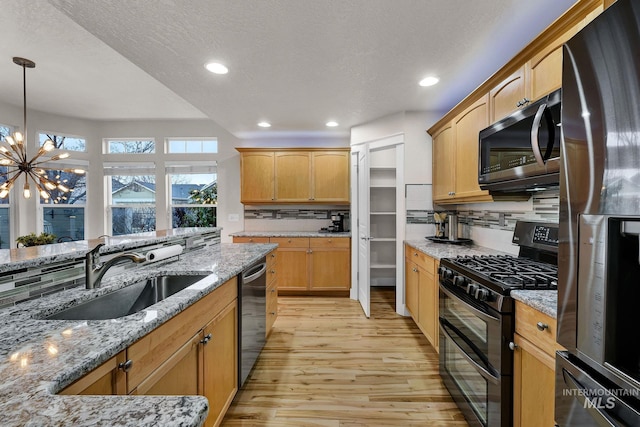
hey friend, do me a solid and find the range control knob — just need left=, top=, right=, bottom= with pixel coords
left=439, top=268, right=454, bottom=280
left=466, top=283, right=478, bottom=296
left=476, top=288, right=490, bottom=301
left=453, top=275, right=467, bottom=287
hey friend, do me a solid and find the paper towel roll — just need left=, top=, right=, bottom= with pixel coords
left=146, top=244, right=183, bottom=262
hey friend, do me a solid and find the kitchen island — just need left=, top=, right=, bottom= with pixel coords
left=0, top=230, right=276, bottom=427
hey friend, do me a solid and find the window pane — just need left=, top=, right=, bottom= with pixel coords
left=111, top=176, right=156, bottom=204
left=167, top=138, right=217, bottom=153
left=39, top=170, right=86, bottom=204
left=0, top=166, right=9, bottom=205
left=170, top=174, right=216, bottom=204
left=172, top=206, right=216, bottom=227
left=0, top=125, right=11, bottom=140
left=43, top=208, right=84, bottom=241
left=39, top=133, right=86, bottom=152
left=0, top=207, right=9, bottom=249
left=107, top=139, right=155, bottom=154
left=112, top=207, right=156, bottom=235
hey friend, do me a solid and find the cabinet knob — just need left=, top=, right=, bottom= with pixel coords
left=516, top=97, right=531, bottom=107
left=118, top=359, right=133, bottom=372
left=270, top=269, right=276, bottom=274
left=536, top=322, right=549, bottom=331
left=413, top=252, right=418, bottom=257
left=287, top=239, right=291, bottom=243
left=200, top=333, right=212, bottom=344
left=412, top=267, right=418, bottom=272
left=270, top=311, right=276, bottom=315
left=270, top=253, right=275, bottom=258
left=271, top=288, right=276, bottom=293
left=508, top=342, right=518, bottom=351
left=249, top=238, right=254, bottom=242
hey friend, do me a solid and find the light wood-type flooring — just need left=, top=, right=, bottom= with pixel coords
left=222, top=288, right=468, bottom=426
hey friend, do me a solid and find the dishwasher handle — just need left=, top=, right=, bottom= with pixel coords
left=243, top=262, right=267, bottom=284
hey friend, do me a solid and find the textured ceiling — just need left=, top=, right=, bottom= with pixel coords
left=3, top=0, right=577, bottom=137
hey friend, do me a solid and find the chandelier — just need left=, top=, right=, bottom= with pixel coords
left=0, top=57, right=84, bottom=201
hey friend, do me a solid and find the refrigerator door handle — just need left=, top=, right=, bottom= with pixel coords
left=530, top=103, right=548, bottom=167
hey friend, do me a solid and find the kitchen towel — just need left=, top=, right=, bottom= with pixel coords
left=146, top=244, right=183, bottom=262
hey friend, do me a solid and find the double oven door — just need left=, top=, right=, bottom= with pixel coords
left=439, top=280, right=512, bottom=427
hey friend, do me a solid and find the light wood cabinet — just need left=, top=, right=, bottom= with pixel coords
left=239, top=151, right=275, bottom=203
left=202, top=300, right=238, bottom=427
left=431, top=123, right=455, bottom=202
left=237, top=236, right=351, bottom=294
left=490, top=66, right=526, bottom=122
left=266, top=250, right=278, bottom=337
left=237, top=148, right=350, bottom=204
left=60, top=351, right=127, bottom=395
left=232, top=236, right=270, bottom=244
left=404, top=244, right=438, bottom=352
left=513, top=301, right=565, bottom=427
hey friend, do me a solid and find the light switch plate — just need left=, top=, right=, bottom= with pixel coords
left=228, top=213, right=240, bottom=222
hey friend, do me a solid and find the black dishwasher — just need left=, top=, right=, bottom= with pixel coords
left=238, top=257, right=267, bottom=387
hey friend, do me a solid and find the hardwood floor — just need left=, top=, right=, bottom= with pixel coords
left=222, top=289, right=468, bottom=426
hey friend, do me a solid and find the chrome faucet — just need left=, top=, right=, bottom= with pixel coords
left=85, top=243, right=146, bottom=289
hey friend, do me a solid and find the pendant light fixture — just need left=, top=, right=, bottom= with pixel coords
left=0, top=57, right=85, bottom=201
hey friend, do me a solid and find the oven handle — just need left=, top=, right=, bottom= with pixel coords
left=439, top=283, right=500, bottom=325
left=561, top=368, right=617, bottom=427
left=440, top=320, right=499, bottom=385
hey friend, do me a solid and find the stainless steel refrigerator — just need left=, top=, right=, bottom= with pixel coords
left=557, top=0, right=640, bottom=424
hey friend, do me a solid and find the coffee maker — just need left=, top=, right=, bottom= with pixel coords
left=329, top=214, right=347, bottom=232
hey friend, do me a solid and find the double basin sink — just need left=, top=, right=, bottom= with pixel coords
left=46, top=274, right=209, bottom=320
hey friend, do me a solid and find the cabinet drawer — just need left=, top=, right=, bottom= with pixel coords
left=405, top=246, right=435, bottom=275
left=515, top=301, right=560, bottom=357
left=310, top=237, right=350, bottom=248
left=270, top=237, right=310, bottom=248
left=233, top=236, right=270, bottom=244
left=266, top=250, right=277, bottom=269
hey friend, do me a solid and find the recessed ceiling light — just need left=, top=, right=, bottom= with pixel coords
left=257, top=121, right=271, bottom=128
left=419, top=76, right=439, bottom=87
left=205, top=62, right=229, bottom=74
left=326, top=121, right=339, bottom=127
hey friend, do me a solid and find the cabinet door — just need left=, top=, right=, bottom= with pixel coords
left=490, top=67, right=526, bottom=122
left=202, top=300, right=238, bottom=427
left=266, top=280, right=278, bottom=337
left=453, top=95, right=492, bottom=201
left=513, top=334, right=556, bottom=427
left=311, top=151, right=350, bottom=203
left=233, top=236, right=270, bottom=244
left=240, top=152, right=275, bottom=203
left=270, top=238, right=309, bottom=290
left=275, top=151, right=311, bottom=201
left=59, top=351, right=126, bottom=395
left=309, top=248, right=350, bottom=290
left=432, top=122, right=455, bottom=202
left=417, top=265, right=437, bottom=351
left=405, top=258, right=419, bottom=319
left=131, top=333, right=200, bottom=396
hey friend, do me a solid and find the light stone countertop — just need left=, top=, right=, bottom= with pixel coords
left=232, top=231, right=351, bottom=238
left=0, top=241, right=276, bottom=427
left=0, top=227, right=222, bottom=274
left=405, top=239, right=557, bottom=318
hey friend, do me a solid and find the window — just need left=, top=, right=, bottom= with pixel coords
left=39, top=132, right=86, bottom=152
left=167, top=163, right=217, bottom=228
left=0, top=124, right=12, bottom=247
left=38, top=162, right=87, bottom=241
left=105, top=139, right=155, bottom=154
left=167, top=138, right=218, bottom=154
left=105, top=163, right=156, bottom=236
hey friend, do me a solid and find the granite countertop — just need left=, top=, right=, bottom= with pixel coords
left=404, top=239, right=512, bottom=260
left=405, top=239, right=558, bottom=317
left=0, top=241, right=276, bottom=427
left=0, top=227, right=222, bottom=274
left=232, top=231, right=351, bottom=238
left=511, top=290, right=558, bottom=319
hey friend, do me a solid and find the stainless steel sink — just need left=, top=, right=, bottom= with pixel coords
left=46, top=274, right=209, bottom=320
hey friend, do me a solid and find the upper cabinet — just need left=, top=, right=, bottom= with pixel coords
left=428, top=0, right=607, bottom=205
left=432, top=97, right=492, bottom=204
left=238, top=148, right=350, bottom=204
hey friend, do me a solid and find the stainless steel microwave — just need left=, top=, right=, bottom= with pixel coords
left=478, top=88, right=561, bottom=192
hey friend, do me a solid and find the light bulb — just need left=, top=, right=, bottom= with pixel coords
left=57, top=184, right=69, bottom=193
left=0, top=189, right=9, bottom=198
left=23, top=183, right=31, bottom=199
left=5, top=136, right=15, bottom=146
left=44, top=181, right=56, bottom=191
left=42, top=139, right=54, bottom=151
left=13, top=132, right=23, bottom=143
left=40, top=190, right=49, bottom=199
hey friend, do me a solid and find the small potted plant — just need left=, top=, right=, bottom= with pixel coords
left=16, top=232, right=56, bottom=247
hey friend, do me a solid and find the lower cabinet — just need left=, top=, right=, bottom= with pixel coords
left=61, top=277, right=238, bottom=427
left=234, top=236, right=351, bottom=294
left=512, top=301, right=564, bottom=427
left=404, top=244, right=439, bottom=352
left=266, top=250, right=278, bottom=337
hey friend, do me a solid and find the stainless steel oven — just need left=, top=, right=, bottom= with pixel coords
left=439, top=221, right=559, bottom=427
left=439, top=281, right=511, bottom=427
